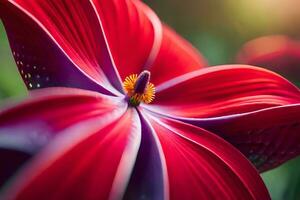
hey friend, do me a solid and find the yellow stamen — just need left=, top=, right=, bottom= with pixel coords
left=123, top=73, right=155, bottom=106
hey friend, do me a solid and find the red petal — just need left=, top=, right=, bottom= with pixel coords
left=149, top=64, right=300, bottom=171
left=0, top=87, right=125, bottom=154
left=187, top=104, right=300, bottom=172
left=91, top=0, right=158, bottom=80
left=92, top=1, right=207, bottom=84
left=236, top=35, right=300, bottom=83
left=3, top=108, right=141, bottom=200
left=151, top=65, right=300, bottom=118
left=0, top=0, right=122, bottom=93
left=150, top=25, right=207, bottom=85
left=144, top=113, right=270, bottom=199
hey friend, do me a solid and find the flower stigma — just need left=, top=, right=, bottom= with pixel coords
left=123, top=70, right=155, bottom=106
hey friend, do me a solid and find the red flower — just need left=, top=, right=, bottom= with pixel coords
left=236, top=35, right=300, bottom=84
left=1, top=0, right=300, bottom=199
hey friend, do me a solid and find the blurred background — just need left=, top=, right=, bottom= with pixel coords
left=1, top=0, right=300, bottom=199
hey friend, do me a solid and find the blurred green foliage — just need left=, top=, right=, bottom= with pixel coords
left=1, top=0, right=300, bottom=199
left=0, top=21, right=26, bottom=102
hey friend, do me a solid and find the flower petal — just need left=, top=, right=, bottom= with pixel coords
left=0, top=87, right=126, bottom=192
left=183, top=104, right=300, bottom=172
left=236, top=35, right=300, bottom=83
left=0, top=87, right=125, bottom=154
left=144, top=113, right=270, bottom=199
left=91, top=0, right=159, bottom=80
left=151, top=65, right=300, bottom=118
left=92, top=1, right=206, bottom=84
left=150, top=25, right=207, bottom=85
left=149, top=65, right=300, bottom=171
left=2, top=108, right=141, bottom=200
left=0, top=0, right=122, bottom=94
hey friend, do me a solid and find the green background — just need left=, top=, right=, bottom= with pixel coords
left=1, top=0, right=300, bottom=199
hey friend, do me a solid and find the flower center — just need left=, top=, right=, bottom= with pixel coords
left=123, top=70, right=155, bottom=106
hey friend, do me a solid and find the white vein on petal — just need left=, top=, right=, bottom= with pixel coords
left=140, top=111, right=170, bottom=200
left=108, top=108, right=141, bottom=200
left=89, top=0, right=125, bottom=94
left=155, top=64, right=300, bottom=92
left=134, top=0, right=163, bottom=69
